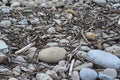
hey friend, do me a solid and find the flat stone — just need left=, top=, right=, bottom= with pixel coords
left=98, top=72, right=113, bottom=80
left=74, top=63, right=93, bottom=71
left=84, top=50, right=120, bottom=69
left=103, top=68, right=117, bottom=79
left=46, top=42, right=58, bottom=47
left=0, top=20, right=11, bottom=28
left=0, top=53, right=7, bottom=63
left=105, top=45, right=120, bottom=57
left=0, top=40, right=8, bottom=54
left=80, top=68, right=98, bottom=80
left=38, top=47, right=67, bottom=63
left=92, top=0, right=106, bottom=6
left=47, top=27, right=56, bottom=34
left=72, top=71, right=80, bottom=80
left=1, top=6, right=11, bottom=14
left=36, top=73, right=53, bottom=80
left=46, top=70, right=59, bottom=79
left=79, top=46, right=91, bottom=51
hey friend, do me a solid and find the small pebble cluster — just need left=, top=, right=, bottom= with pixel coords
left=0, top=0, right=120, bottom=80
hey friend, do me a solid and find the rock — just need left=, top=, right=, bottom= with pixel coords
left=73, top=60, right=82, bottom=68
left=46, top=42, right=58, bottom=47
left=72, top=71, right=80, bottom=80
left=98, top=72, right=113, bottom=80
left=84, top=50, right=120, bottom=69
left=102, top=68, right=117, bottom=79
left=27, top=47, right=37, bottom=60
left=92, top=0, right=106, bottom=6
left=53, top=65, right=68, bottom=73
left=0, top=66, right=9, bottom=72
left=30, top=18, right=39, bottom=24
left=0, top=53, right=7, bottom=63
left=0, top=20, right=11, bottom=28
left=1, top=6, right=11, bottom=14
left=74, top=63, right=93, bottom=71
left=0, top=40, right=8, bottom=54
left=80, top=68, right=98, bottom=80
left=59, top=39, right=69, bottom=46
left=65, top=13, right=73, bottom=19
left=18, top=19, right=28, bottom=25
left=28, top=64, right=35, bottom=72
left=38, top=47, right=67, bottom=63
left=10, top=2, right=21, bottom=8
left=105, top=45, right=120, bottom=57
left=118, top=19, right=120, bottom=26
left=46, top=70, right=59, bottom=79
left=8, top=77, right=18, bottom=80
left=102, top=43, right=110, bottom=49
left=58, top=60, right=67, bottom=66
left=86, top=32, right=96, bottom=40
left=12, top=66, right=21, bottom=76
left=53, top=19, right=62, bottom=25
left=47, top=27, right=56, bottom=34
left=14, top=56, right=26, bottom=64
left=79, top=46, right=91, bottom=51
left=36, top=73, right=53, bottom=80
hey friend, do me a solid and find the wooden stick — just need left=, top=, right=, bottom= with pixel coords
left=15, top=42, right=35, bottom=54
left=69, top=59, right=75, bottom=77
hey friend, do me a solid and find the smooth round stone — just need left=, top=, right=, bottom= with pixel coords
left=98, top=72, right=113, bottom=80
left=72, top=71, right=80, bottom=80
left=80, top=68, right=98, bottom=80
left=36, top=73, right=53, bottom=80
left=0, top=20, right=11, bottom=28
left=92, top=0, right=106, bottom=6
left=86, top=32, right=96, bottom=40
left=105, top=45, right=120, bottom=57
left=10, top=2, right=21, bottom=8
left=0, top=53, right=7, bottom=63
left=1, top=6, right=11, bottom=14
left=103, top=68, right=117, bottom=79
left=47, top=27, right=56, bottom=34
left=38, top=47, right=67, bottom=63
left=8, top=77, right=18, bottom=80
left=85, top=50, right=120, bottom=69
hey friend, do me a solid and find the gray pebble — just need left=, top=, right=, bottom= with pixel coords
left=47, top=27, right=56, bottom=34
left=85, top=50, right=120, bottom=69
left=0, top=40, right=8, bottom=54
left=36, top=73, right=53, bottom=80
left=0, top=20, right=11, bottom=28
left=72, top=71, right=80, bottom=80
left=80, top=68, right=98, bottom=80
left=98, top=72, right=113, bottom=80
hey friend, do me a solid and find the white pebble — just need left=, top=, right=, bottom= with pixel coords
left=0, top=20, right=11, bottom=28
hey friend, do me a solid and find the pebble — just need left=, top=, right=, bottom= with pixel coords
left=0, top=20, right=11, bottom=28
left=105, top=45, right=120, bottom=57
left=53, top=19, right=62, bottom=25
left=74, top=63, right=93, bottom=71
left=0, top=53, right=7, bottom=63
left=59, top=39, right=69, bottom=46
left=84, top=50, right=120, bottom=69
left=118, top=19, right=120, bottom=26
left=28, top=64, right=35, bottom=72
left=92, top=0, right=106, bottom=6
left=46, top=42, right=58, bottom=47
left=86, top=32, right=96, bottom=40
left=8, top=77, right=18, bottom=80
left=102, top=68, right=117, bottom=79
left=47, top=27, right=56, bottom=34
left=46, top=70, right=59, bottom=79
left=79, top=46, right=91, bottom=51
left=27, top=47, right=37, bottom=60
left=0, top=66, right=9, bottom=72
left=14, top=56, right=26, bottom=64
left=73, top=60, right=82, bottom=68
left=36, top=73, right=53, bottom=80
left=30, top=18, right=39, bottom=24
left=53, top=65, right=68, bottom=73
left=0, top=40, right=8, bottom=54
left=58, top=60, right=67, bottom=66
left=1, top=6, right=11, bottom=14
left=102, top=43, right=110, bottom=49
left=10, top=2, right=21, bottom=8
left=18, top=19, right=28, bottom=25
left=80, top=68, right=98, bottom=80
left=98, top=72, right=113, bottom=80
left=72, top=71, right=80, bottom=80
left=38, top=47, right=67, bottom=63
